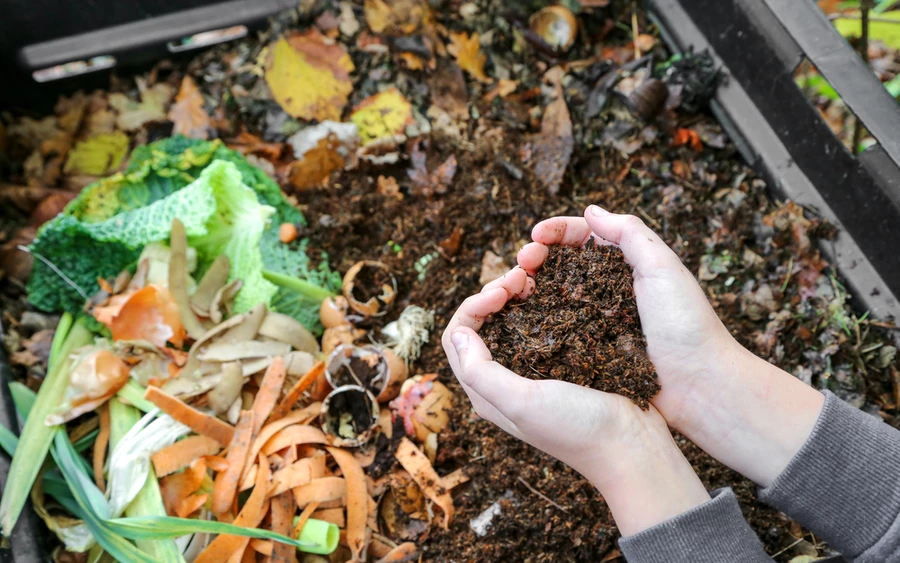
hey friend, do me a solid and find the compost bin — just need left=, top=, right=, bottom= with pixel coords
left=0, top=0, right=897, bottom=561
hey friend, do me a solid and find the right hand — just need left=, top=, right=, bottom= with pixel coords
left=518, top=205, right=824, bottom=486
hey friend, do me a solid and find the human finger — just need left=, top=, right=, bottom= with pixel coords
left=583, top=205, right=682, bottom=277
left=531, top=217, right=595, bottom=247
left=516, top=242, right=548, bottom=275
left=442, top=288, right=509, bottom=373
left=480, top=266, right=530, bottom=299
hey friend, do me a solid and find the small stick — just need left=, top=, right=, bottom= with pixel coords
left=517, top=477, right=568, bottom=512
left=631, top=8, right=641, bottom=61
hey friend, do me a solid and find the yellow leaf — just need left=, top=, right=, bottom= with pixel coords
left=63, top=132, right=130, bottom=176
left=168, top=76, right=210, bottom=140
left=264, top=31, right=355, bottom=122
left=365, top=0, right=393, bottom=33
left=350, top=88, right=414, bottom=145
left=448, top=32, right=489, bottom=82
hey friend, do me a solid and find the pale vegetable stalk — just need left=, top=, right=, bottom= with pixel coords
left=0, top=314, right=93, bottom=535
left=109, top=398, right=184, bottom=561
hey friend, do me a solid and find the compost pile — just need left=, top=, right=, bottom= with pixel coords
left=481, top=242, right=660, bottom=408
left=1, top=1, right=899, bottom=562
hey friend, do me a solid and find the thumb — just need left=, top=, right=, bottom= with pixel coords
left=450, top=327, right=531, bottom=415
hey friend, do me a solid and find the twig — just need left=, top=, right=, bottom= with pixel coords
left=631, top=7, right=641, bottom=61
left=517, top=477, right=568, bottom=512
left=852, top=0, right=874, bottom=155
left=780, top=256, right=794, bottom=293
left=770, top=537, right=805, bottom=558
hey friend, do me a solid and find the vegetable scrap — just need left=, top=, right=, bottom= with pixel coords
left=0, top=139, right=447, bottom=559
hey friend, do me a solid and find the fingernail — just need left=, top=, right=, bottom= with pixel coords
left=588, top=205, right=609, bottom=217
left=451, top=330, right=468, bottom=350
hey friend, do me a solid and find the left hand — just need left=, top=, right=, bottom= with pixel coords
left=441, top=268, right=711, bottom=535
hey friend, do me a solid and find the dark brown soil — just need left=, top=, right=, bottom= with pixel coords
left=481, top=242, right=660, bottom=408
left=331, top=353, right=385, bottom=393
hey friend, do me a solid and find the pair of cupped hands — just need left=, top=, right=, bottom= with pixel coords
left=441, top=205, right=824, bottom=535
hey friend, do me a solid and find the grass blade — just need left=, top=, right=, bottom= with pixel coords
left=0, top=315, right=94, bottom=535
left=106, top=515, right=325, bottom=549
left=51, top=430, right=158, bottom=563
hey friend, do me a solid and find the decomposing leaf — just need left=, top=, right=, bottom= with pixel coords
left=168, top=76, right=211, bottom=139
left=448, top=32, right=489, bottom=82
left=365, top=0, right=433, bottom=35
left=408, top=142, right=457, bottom=196
left=285, top=121, right=360, bottom=190
left=63, top=132, right=129, bottom=176
left=377, top=175, right=403, bottom=200
left=484, top=79, right=518, bottom=102
left=528, top=80, right=573, bottom=195
left=429, top=60, right=470, bottom=120
left=108, top=78, right=174, bottom=131
left=265, top=31, right=355, bottom=122
left=350, top=88, right=414, bottom=145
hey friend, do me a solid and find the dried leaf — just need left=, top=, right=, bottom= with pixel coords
left=63, top=132, right=129, bottom=176
left=479, top=251, right=507, bottom=285
left=448, top=32, right=489, bottom=82
left=350, top=88, right=414, bottom=145
left=108, top=78, right=174, bottom=131
left=529, top=84, right=572, bottom=195
left=671, top=128, right=702, bottom=152
left=285, top=121, right=360, bottom=190
left=168, top=76, right=211, bottom=140
left=265, top=31, right=355, bottom=122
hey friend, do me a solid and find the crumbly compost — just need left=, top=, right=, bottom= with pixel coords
left=481, top=241, right=660, bottom=408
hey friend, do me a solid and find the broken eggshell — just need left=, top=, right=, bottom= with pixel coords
left=342, top=261, right=397, bottom=317
left=319, top=295, right=351, bottom=328
left=325, top=344, right=388, bottom=395
left=321, top=324, right=367, bottom=356
left=320, top=384, right=380, bottom=447
left=529, top=6, right=578, bottom=52
left=378, top=347, right=408, bottom=402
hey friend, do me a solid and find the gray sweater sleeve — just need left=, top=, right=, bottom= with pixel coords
left=618, top=488, right=773, bottom=563
left=759, top=391, right=900, bottom=562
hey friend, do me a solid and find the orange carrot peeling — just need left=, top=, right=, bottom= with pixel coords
left=327, top=446, right=369, bottom=561
left=197, top=452, right=271, bottom=563
left=93, top=404, right=110, bottom=492
left=239, top=403, right=321, bottom=485
left=261, top=425, right=326, bottom=456
left=176, top=492, right=209, bottom=518
left=250, top=356, right=286, bottom=434
left=374, top=542, right=418, bottom=563
left=145, top=386, right=235, bottom=445
left=291, top=501, right=319, bottom=540
left=292, top=476, right=346, bottom=507
left=152, top=435, right=221, bottom=477
left=270, top=361, right=324, bottom=422
left=212, top=411, right=256, bottom=516
left=270, top=491, right=297, bottom=563
left=395, top=438, right=454, bottom=529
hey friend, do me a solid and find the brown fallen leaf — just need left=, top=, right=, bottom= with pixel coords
left=448, top=32, right=490, bottom=82
left=285, top=121, right=360, bottom=191
left=365, top=0, right=434, bottom=35
left=0, top=227, right=36, bottom=284
left=479, top=251, right=508, bottom=285
left=377, top=176, right=403, bottom=200
left=265, top=30, right=355, bottom=122
left=429, top=60, right=469, bottom=121
left=168, top=76, right=211, bottom=140
left=528, top=74, right=573, bottom=195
